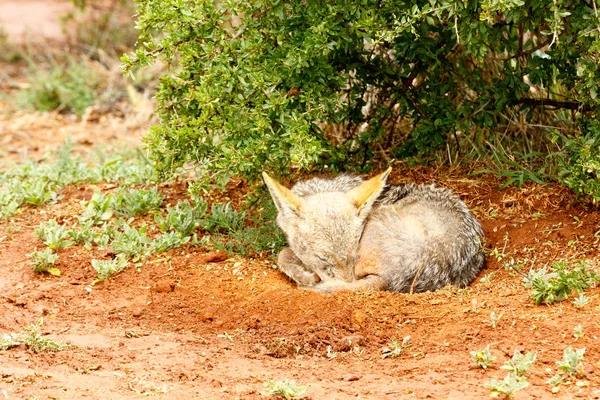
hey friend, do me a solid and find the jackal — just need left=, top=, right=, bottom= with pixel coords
left=262, top=168, right=485, bottom=293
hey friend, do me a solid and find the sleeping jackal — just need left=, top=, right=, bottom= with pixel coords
left=262, top=168, right=485, bottom=293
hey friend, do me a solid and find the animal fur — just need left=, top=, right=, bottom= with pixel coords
left=262, top=168, right=485, bottom=293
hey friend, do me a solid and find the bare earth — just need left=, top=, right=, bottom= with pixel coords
left=1, top=3, right=600, bottom=400
left=0, top=0, right=72, bottom=45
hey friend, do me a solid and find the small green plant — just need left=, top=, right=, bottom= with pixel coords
left=111, top=223, right=152, bottom=261
left=20, top=180, right=56, bottom=206
left=524, top=260, right=599, bottom=305
left=480, top=272, right=495, bottom=286
left=571, top=293, right=590, bottom=309
left=199, top=202, right=246, bottom=233
left=154, top=199, right=207, bottom=236
left=0, top=189, right=21, bottom=218
left=151, top=232, right=191, bottom=253
left=91, top=255, right=130, bottom=285
left=187, top=174, right=230, bottom=196
left=79, top=190, right=114, bottom=224
left=471, top=345, right=496, bottom=369
left=93, top=222, right=118, bottom=249
left=66, top=221, right=97, bottom=250
left=34, top=219, right=74, bottom=250
left=486, top=311, right=502, bottom=329
left=382, top=336, right=412, bottom=359
left=557, top=347, right=586, bottom=376
left=548, top=347, right=586, bottom=388
left=573, top=324, right=584, bottom=340
left=262, top=380, right=307, bottom=399
left=485, top=373, right=529, bottom=399
left=0, top=319, right=68, bottom=352
left=111, top=188, right=163, bottom=217
left=500, top=351, right=537, bottom=375
left=29, top=248, right=60, bottom=276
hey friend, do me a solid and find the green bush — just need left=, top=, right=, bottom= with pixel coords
left=554, top=121, right=600, bottom=203
left=125, top=0, right=600, bottom=181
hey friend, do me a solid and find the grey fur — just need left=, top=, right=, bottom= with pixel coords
left=264, top=171, right=485, bottom=294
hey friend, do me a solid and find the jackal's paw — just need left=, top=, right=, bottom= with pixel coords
left=294, top=270, right=320, bottom=287
left=305, top=279, right=350, bottom=294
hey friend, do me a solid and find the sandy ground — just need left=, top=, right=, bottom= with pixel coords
left=0, top=0, right=72, bottom=45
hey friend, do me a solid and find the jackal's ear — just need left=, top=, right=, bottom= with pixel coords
left=346, top=167, right=392, bottom=217
left=262, top=172, right=304, bottom=217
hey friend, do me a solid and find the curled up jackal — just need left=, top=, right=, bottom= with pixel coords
left=262, top=168, right=485, bottom=293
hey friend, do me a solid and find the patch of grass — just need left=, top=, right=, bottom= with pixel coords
left=187, top=173, right=230, bottom=196
left=48, top=143, right=99, bottom=186
left=262, top=380, right=307, bottom=399
left=34, top=219, right=74, bottom=250
left=0, top=319, right=68, bottom=352
left=0, top=144, right=161, bottom=221
left=210, top=200, right=286, bottom=256
left=18, top=58, right=99, bottom=115
left=93, top=149, right=158, bottom=186
left=556, top=347, right=586, bottom=376
left=63, top=0, right=139, bottom=58
left=524, top=260, right=599, bottom=305
left=212, top=224, right=286, bottom=257
left=485, top=373, right=529, bottom=399
left=111, top=188, right=163, bottom=217
left=471, top=345, right=496, bottom=369
left=0, top=331, right=21, bottom=351
left=91, top=255, right=129, bottom=285
left=471, top=146, right=548, bottom=189
left=199, top=202, right=246, bottom=233
left=0, top=27, right=25, bottom=62
left=29, top=248, right=60, bottom=276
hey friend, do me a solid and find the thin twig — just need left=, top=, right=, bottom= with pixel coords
left=409, top=263, right=425, bottom=294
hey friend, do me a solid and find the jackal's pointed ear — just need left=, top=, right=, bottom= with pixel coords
left=262, top=172, right=304, bottom=217
left=346, top=167, right=392, bottom=217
